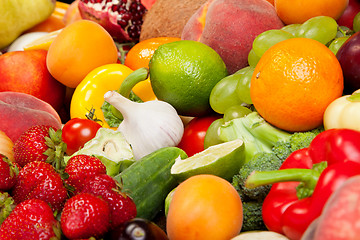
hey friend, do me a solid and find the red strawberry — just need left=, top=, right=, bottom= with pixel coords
left=13, top=125, right=66, bottom=168
left=0, top=198, right=61, bottom=240
left=81, top=174, right=137, bottom=229
left=60, top=192, right=111, bottom=239
left=11, top=161, right=68, bottom=212
left=64, top=154, right=107, bottom=195
left=0, top=154, right=18, bottom=191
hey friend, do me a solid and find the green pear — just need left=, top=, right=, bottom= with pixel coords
left=0, top=0, right=56, bottom=49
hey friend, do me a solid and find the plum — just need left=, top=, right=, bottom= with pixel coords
left=336, top=31, right=360, bottom=94
left=0, top=92, right=62, bottom=143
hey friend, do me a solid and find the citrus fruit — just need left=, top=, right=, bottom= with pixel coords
left=124, top=37, right=181, bottom=70
left=275, top=0, right=348, bottom=24
left=23, top=29, right=62, bottom=51
left=149, top=40, right=228, bottom=117
left=171, top=139, right=244, bottom=182
left=166, top=174, right=243, bottom=240
left=250, top=37, right=344, bottom=132
left=46, top=20, right=118, bottom=88
left=123, top=37, right=181, bottom=101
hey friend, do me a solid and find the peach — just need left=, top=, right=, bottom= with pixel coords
left=182, top=0, right=284, bottom=74
left=0, top=92, right=62, bottom=143
left=0, top=49, right=66, bottom=112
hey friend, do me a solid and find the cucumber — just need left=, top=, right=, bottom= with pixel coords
left=114, top=147, right=187, bottom=220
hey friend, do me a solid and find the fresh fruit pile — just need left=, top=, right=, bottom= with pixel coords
left=1, top=0, right=360, bottom=239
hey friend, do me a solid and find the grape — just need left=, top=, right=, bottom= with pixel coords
left=252, top=29, right=294, bottom=58
left=296, top=16, right=338, bottom=45
left=209, top=71, right=244, bottom=114
left=236, top=66, right=254, bottom=105
left=328, top=36, right=350, bottom=55
left=223, top=105, right=252, bottom=122
left=281, top=24, right=301, bottom=36
left=354, top=12, right=360, bottom=32
left=204, top=118, right=225, bottom=149
left=248, top=48, right=260, bottom=67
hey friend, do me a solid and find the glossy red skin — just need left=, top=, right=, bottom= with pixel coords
left=308, top=128, right=360, bottom=165
left=177, top=115, right=221, bottom=157
left=0, top=198, right=60, bottom=240
left=62, top=118, right=102, bottom=155
left=263, top=129, right=360, bottom=240
left=336, top=31, right=360, bottom=94
left=80, top=174, right=137, bottom=229
left=0, top=49, right=66, bottom=111
left=337, top=0, right=360, bottom=29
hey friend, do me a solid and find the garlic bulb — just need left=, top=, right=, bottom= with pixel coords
left=104, top=91, right=184, bottom=160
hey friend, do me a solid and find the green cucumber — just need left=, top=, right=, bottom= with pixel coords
left=114, top=147, right=187, bottom=220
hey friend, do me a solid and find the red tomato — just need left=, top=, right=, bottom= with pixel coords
left=177, top=115, right=221, bottom=157
left=62, top=118, right=102, bottom=155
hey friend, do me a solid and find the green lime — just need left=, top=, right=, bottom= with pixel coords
left=170, top=139, right=245, bottom=182
left=149, top=40, right=228, bottom=117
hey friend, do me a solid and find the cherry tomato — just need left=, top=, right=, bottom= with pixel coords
left=62, top=118, right=102, bottom=155
left=177, top=115, right=221, bottom=157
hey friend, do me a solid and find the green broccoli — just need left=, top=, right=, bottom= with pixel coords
left=220, top=112, right=292, bottom=163
left=241, top=201, right=267, bottom=232
left=232, top=152, right=282, bottom=201
left=273, top=126, right=324, bottom=162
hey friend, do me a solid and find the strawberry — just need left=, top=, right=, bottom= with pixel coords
left=81, top=174, right=137, bottom=229
left=0, top=154, right=18, bottom=191
left=11, top=161, right=68, bottom=212
left=13, top=125, right=66, bottom=168
left=0, top=198, right=61, bottom=240
left=60, top=192, right=111, bottom=239
left=64, top=154, right=107, bottom=195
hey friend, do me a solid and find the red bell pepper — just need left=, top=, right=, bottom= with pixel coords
left=245, top=128, right=360, bottom=240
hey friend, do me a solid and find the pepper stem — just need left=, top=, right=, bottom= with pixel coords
left=111, top=68, right=149, bottom=119
left=245, top=161, right=327, bottom=199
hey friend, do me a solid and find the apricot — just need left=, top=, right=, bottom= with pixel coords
left=182, top=0, right=284, bottom=74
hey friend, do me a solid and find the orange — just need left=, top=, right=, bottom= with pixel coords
left=124, top=37, right=181, bottom=70
left=250, top=38, right=343, bottom=132
left=166, top=174, right=243, bottom=240
left=275, top=0, right=348, bottom=24
left=46, top=20, right=118, bottom=88
left=266, top=0, right=275, bottom=6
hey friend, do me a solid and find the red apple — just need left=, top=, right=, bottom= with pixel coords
left=0, top=49, right=66, bottom=112
left=337, top=0, right=360, bottom=29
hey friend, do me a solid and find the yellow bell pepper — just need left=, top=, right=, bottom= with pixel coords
left=70, top=63, right=156, bottom=128
left=323, top=89, right=360, bottom=131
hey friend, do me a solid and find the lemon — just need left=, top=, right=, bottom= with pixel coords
left=149, top=40, right=228, bottom=117
left=23, top=29, right=62, bottom=51
left=170, top=139, right=245, bottom=182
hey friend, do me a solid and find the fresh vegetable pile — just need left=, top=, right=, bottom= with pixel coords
left=1, top=0, right=360, bottom=239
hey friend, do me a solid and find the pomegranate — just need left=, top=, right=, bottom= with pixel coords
left=78, top=0, right=147, bottom=43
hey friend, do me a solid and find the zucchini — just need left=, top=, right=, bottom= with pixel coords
left=114, top=147, right=187, bottom=220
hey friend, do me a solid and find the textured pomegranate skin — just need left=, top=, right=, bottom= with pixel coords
left=78, top=0, right=147, bottom=43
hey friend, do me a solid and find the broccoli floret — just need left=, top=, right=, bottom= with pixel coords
left=232, top=152, right=282, bottom=201
left=220, top=112, right=292, bottom=163
left=241, top=200, right=267, bottom=232
left=273, top=126, right=324, bottom=162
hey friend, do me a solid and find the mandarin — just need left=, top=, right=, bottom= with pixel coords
left=250, top=38, right=344, bottom=132
left=275, top=0, right=348, bottom=24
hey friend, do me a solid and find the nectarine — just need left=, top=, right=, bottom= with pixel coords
left=182, top=0, right=284, bottom=74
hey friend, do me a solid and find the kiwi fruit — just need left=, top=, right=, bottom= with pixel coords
left=139, top=0, right=208, bottom=41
